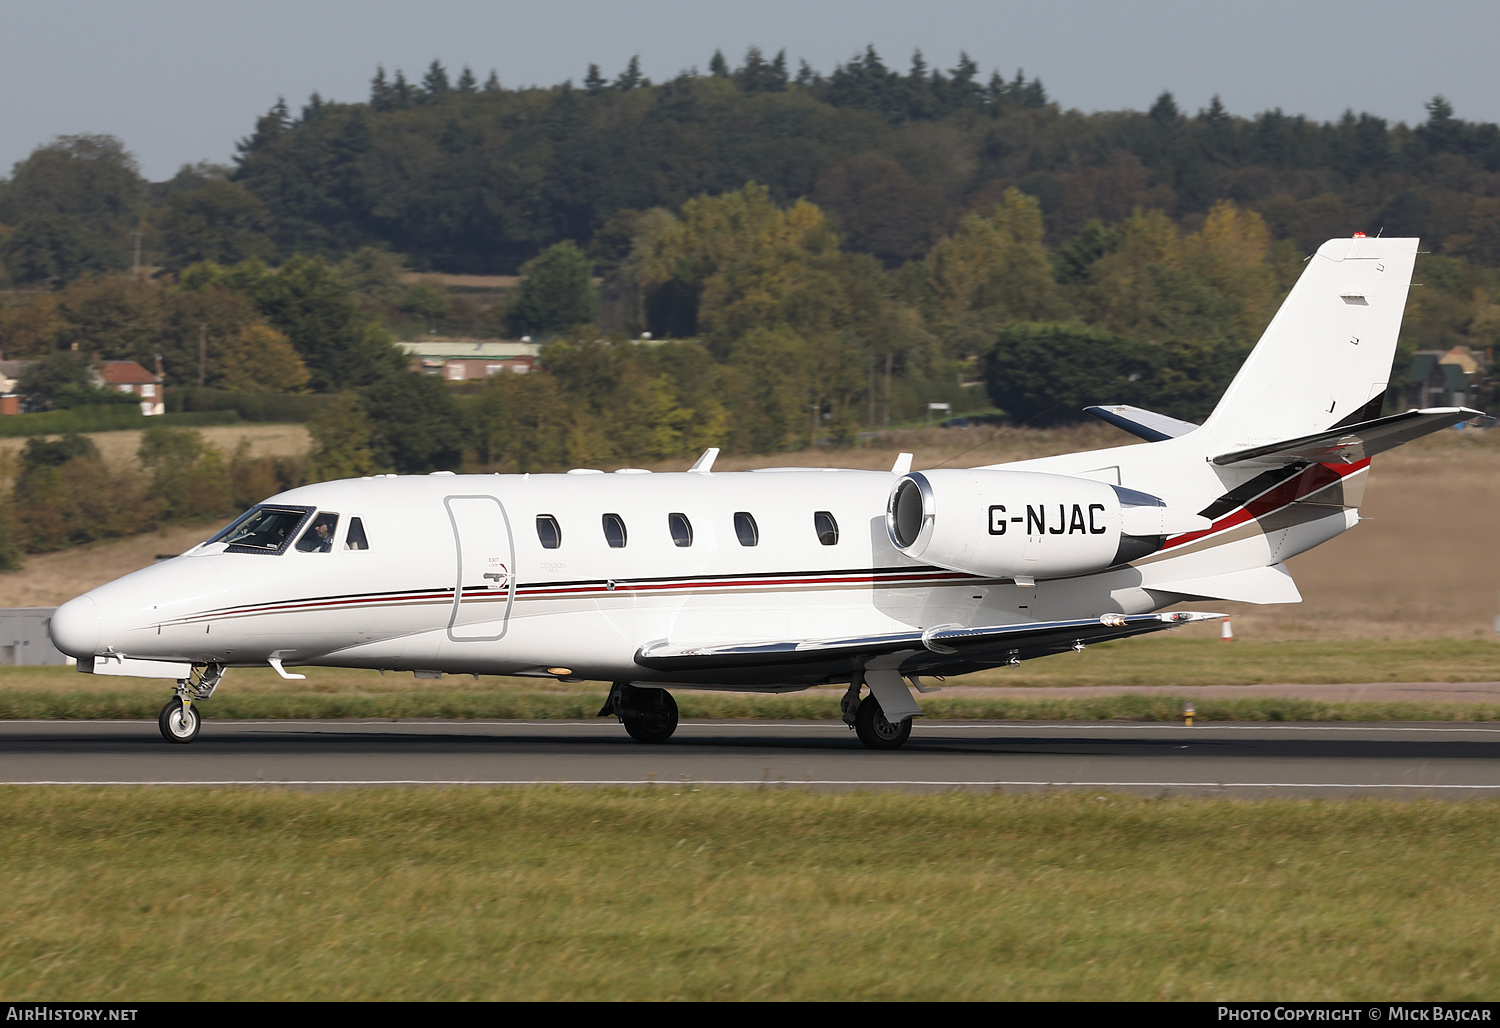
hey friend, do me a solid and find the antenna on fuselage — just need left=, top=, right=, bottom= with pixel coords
left=890, top=452, right=913, bottom=475
left=688, top=447, right=720, bottom=473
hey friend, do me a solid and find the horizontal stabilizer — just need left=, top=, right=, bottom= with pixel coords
left=1212, top=407, right=1488, bottom=468
left=635, top=611, right=1225, bottom=676
left=1084, top=405, right=1200, bottom=442
left=1150, top=563, right=1303, bottom=605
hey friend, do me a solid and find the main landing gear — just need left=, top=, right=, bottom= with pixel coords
left=841, top=679, right=915, bottom=750
left=159, top=663, right=225, bottom=744
left=599, top=682, right=680, bottom=743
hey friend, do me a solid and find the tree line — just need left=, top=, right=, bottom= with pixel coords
left=3, top=48, right=1500, bottom=285
left=0, top=46, right=1493, bottom=547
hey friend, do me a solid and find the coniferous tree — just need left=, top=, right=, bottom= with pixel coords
left=984, top=69, right=1007, bottom=106
left=456, top=65, right=477, bottom=93
left=1150, top=91, right=1181, bottom=125
left=614, top=56, right=643, bottom=90
left=369, top=66, right=394, bottom=111
left=482, top=69, right=501, bottom=92
left=422, top=60, right=450, bottom=98
left=584, top=63, right=607, bottom=95
left=392, top=70, right=412, bottom=108
left=708, top=49, right=729, bottom=78
left=906, top=50, right=935, bottom=119
left=946, top=53, right=982, bottom=111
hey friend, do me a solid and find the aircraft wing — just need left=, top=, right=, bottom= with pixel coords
left=1084, top=404, right=1201, bottom=442
left=634, top=611, right=1224, bottom=676
left=1211, top=407, right=1488, bottom=468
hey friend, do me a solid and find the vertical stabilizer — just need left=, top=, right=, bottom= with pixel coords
left=1201, top=236, right=1418, bottom=449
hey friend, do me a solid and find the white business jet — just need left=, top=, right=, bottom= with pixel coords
left=49, top=236, right=1485, bottom=748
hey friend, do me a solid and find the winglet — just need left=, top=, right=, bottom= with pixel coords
left=890, top=452, right=913, bottom=475
left=688, top=447, right=719, bottom=473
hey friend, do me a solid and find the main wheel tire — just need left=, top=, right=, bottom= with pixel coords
left=854, top=695, right=912, bottom=750
left=621, top=687, right=679, bottom=743
left=158, top=697, right=201, bottom=744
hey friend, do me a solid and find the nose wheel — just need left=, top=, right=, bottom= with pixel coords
left=158, top=663, right=224, bottom=744
left=158, top=697, right=201, bottom=744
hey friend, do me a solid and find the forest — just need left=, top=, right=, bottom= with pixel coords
left=0, top=46, right=1496, bottom=567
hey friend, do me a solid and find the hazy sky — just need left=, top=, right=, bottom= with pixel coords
left=4, top=0, right=1496, bottom=182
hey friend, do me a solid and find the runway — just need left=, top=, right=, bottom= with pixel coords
left=2, top=718, right=1500, bottom=797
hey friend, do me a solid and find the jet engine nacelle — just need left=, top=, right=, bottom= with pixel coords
left=886, top=469, right=1211, bottom=581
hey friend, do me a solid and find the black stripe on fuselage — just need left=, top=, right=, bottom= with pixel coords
left=157, top=565, right=969, bottom=625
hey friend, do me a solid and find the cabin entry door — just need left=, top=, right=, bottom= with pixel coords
left=445, top=495, right=516, bottom=642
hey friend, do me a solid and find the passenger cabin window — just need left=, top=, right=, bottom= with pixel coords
left=296, top=513, right=339, bottom=553
left=536, top=514, right=562, bottom=549
left=668, top=513, right=693, bottom=547
left=602, top=513, right=628, bottom=548
left=218, top=505, right=313, bottom=555
left=344, top=517, right=369, bottom=551
left=814, top=511, right=839, bottom=546
left=734, top=512, right=758, bottom=547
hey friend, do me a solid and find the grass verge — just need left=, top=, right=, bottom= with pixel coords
left=4, top=687, right=1500, bottom=723
left=1, top=788, right=1496, bottom=1000
left=2, top=636, right=1496, bottom=721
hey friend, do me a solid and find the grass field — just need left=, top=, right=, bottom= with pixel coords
left=0, top=788, right=1495, bottom=1000
left=2, top=637, right=1496, bottom=722
left=0, top=421, right=310, bottom=470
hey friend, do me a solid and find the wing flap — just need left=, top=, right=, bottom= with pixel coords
left=1212, top=407, right=1487, bottom=468
left=634, top=611, right=1225, bottom=675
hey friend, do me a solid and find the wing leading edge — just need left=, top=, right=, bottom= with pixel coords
left=634, top=611, right=1225, bottom=678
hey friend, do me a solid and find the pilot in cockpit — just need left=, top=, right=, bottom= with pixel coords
left=296, top=513, right=339, bottom=553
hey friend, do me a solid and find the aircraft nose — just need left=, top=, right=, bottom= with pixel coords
left=51, top=595, right=102, bottom=658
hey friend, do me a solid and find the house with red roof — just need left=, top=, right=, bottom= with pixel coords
left=97, top=360, right=164, bottom=416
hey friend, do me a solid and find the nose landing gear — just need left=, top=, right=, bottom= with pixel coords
left=158, top=697, right=201, bottom=743
left=159, top=663, right=225, bottom=744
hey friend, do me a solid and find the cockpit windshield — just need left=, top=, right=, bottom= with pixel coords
left=213, top=505, right=314, bottom=555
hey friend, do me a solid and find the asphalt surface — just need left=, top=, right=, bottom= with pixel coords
left=3, top=718, right=1500, bottom=797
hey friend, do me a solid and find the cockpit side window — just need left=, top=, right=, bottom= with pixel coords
left=296, top=512, right=340, bottom=553
left=344, top=517, right=369, bottom=551
left=221, top=505, right=315, bottom=555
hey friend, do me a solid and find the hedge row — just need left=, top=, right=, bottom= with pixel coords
left=0, top=406, right=244, bottom=438
left=165, top=388, right=335, bottom=423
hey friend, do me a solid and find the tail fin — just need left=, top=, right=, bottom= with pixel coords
left=1201, top=236, right=1418, bottom=448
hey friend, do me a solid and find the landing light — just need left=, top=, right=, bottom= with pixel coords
left=547, top=667, right=573, bottom=676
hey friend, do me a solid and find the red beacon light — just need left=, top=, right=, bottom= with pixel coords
left=1353, top=231, right=1367, bottom=238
